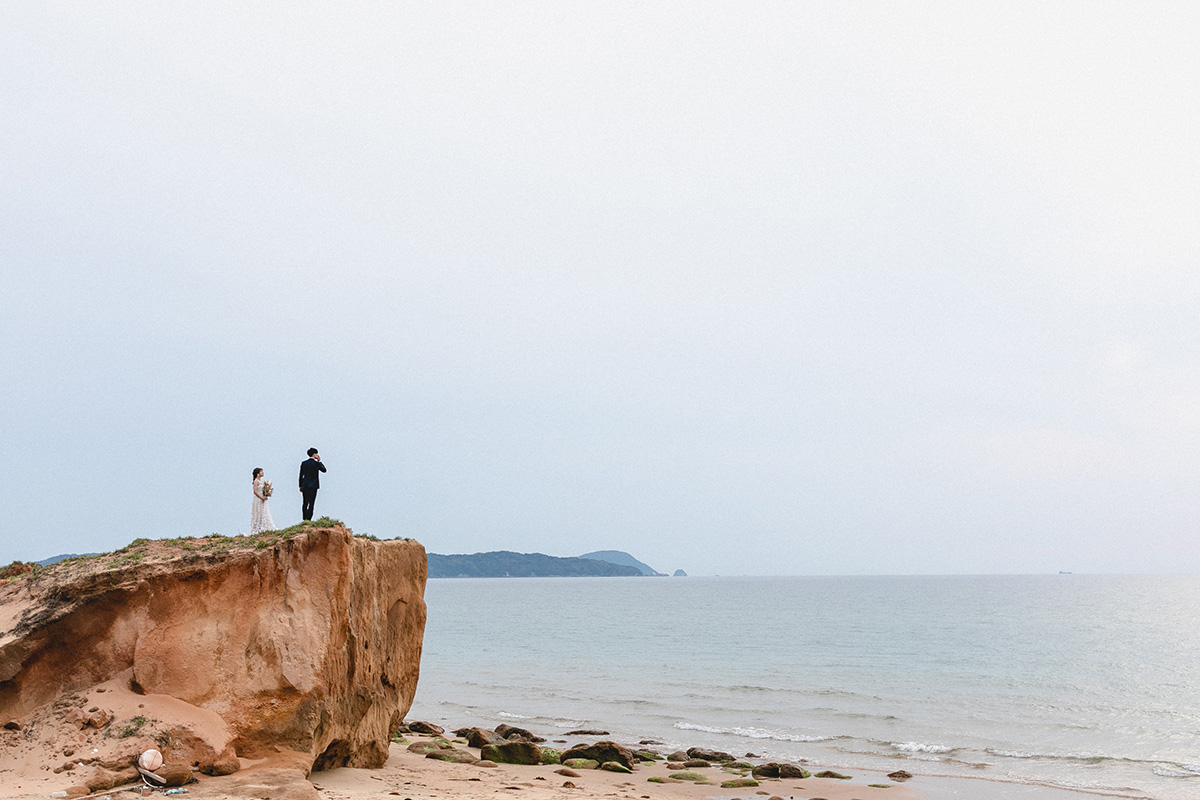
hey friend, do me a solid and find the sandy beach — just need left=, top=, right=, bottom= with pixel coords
left=0, top=728, right=929, bottom=800
left=314, top=737, right=929, bottom=800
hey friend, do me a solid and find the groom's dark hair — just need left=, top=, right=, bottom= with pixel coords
left=307, top=448, right=318, bottom=456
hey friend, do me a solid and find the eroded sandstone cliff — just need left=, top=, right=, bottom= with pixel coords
left=0, top=524, right=426, bottom=782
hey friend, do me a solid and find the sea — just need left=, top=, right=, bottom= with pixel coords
left=405, top=574, right=1200, bottom=800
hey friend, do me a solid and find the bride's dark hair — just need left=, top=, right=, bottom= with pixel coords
left=253, top=467, right=263, bottom=479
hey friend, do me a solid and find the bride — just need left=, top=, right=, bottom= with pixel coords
left=250, top=467, right=276, bottom=534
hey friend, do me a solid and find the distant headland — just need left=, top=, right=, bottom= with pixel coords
left=427, top=549, right=681, bottom=578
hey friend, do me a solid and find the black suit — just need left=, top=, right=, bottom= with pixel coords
left=299, top=457, right=327, bottom=521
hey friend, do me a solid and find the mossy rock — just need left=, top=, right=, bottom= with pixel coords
left=726, top=761, right=754, bottom=769
left=427, top=749, right=479, bottom=764
left=683, top=759, right=711, bottom=768
left=869, top=784, right=892, bottom=789
left=407, top=741, right=452, bottom=756
left=721, top=778, right=760, bottom=788
left=815, top=770, right=851, bottom=780
left=635, top=749, right=664, bottom=761
left=481, top=742, right=542, bottom=765
left=755, top=762, right=810, bottom=780
left=666, top=771, right=707, bottom=782
left=647, top=776, right=670, bottom=784
left=600, top=761, right=633, bottom=774
left=561, top=742, right=636, bottom=770
left=562, top=758, right=600, bottom=770
left=540, top=748, right=562, bottom=765
left=666, top=751, right=689, bottom=762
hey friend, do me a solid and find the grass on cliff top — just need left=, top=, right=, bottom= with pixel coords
left=0, top=518, right=410, bottom=587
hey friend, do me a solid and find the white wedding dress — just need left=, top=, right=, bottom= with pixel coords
left=250, top=478, right=276, bottom=534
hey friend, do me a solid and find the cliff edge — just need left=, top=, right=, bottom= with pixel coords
left=0, top=523, right=426, bottom=792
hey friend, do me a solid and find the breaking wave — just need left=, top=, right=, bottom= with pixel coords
left=673, top=722, right=833, bottom=743
left=890, top=741, right=954, bottom=754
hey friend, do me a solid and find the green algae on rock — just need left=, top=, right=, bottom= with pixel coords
left=666, top=770, right=708, bottom=782
left=426, top=749, right=479, bottom=764
left=815, top=770, right=852, bottom=779
left=721, top=778, right=760, bottom=788
left=481, top=741, right=542, bottom=765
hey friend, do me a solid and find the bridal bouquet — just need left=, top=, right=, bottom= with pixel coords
left=262, top=480, right=274, bottom=498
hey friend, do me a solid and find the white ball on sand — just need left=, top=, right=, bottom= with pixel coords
left=138, top=749, right=163, bottom=771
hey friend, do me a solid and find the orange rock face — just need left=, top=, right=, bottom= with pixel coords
left=0, top=526, right=427, bottom=772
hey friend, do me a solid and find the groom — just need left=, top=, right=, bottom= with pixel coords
left=299, top=447, right=327, bottom=521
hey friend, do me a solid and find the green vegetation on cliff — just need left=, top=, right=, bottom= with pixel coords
left=1, top=518, right=352, bottom=587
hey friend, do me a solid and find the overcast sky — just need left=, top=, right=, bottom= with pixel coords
left=4, top=2, right=1200, bottom=575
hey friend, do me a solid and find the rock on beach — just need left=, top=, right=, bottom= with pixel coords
left=561, top=741, right=637, bottom=770
left=687, top=746, right=735, bottom=762
left=481, top=741, right=543, bottom=765
left=461, top=727, right=508, bottom=748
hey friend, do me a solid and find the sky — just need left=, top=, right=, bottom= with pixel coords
left=3, top=2, right=1200, bottom=576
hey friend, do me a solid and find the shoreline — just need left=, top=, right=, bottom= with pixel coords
left=316, top=729, right=1148, bottom=800
left=392, top=715, right=1159, bottom=800
left=318, top=731, right=928, bottom=800
left=0, top=723, right=1155, bottom=800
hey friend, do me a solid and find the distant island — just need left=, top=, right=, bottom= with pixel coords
left=577, top=550, right=664, bottom=576
left=427, top=549, right=676, bottom=579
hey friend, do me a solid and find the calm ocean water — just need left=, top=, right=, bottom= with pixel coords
left=406, top=575, right=1200, bottom=800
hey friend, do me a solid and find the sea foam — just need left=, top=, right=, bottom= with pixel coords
left=891, top=741, right=954, bottom=754
left=674, top=722, right=831, bottom=742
